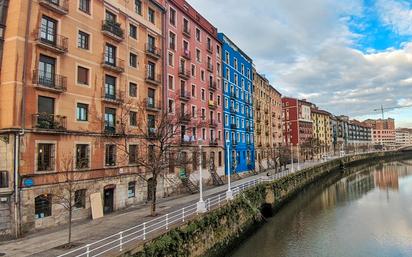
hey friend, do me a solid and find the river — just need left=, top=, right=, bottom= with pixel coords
left=229, top=159, right=412, bottom=257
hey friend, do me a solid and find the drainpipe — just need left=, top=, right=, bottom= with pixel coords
left=14, top=0, right=33, bottom=238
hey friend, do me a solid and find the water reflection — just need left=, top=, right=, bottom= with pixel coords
left=230, top=160, right=412, bottom=257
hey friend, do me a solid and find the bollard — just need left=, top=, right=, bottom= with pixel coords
left=182, top=207, right=185, bottom=222
left=86, top=244, right=90, bottom=257
left=119, top=232, right=123, bottom=252
left=143, top=222, right=146, bottom=240
left=166, top=214, right=169, bottom=230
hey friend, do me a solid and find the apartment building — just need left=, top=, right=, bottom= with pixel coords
left=164, top=0, right=224, bottom=181
left=395, top=128, right=412, bottom=146
left=0, top=0, right=165, bottom=237
left=253, top=70, right=282, bottom=170
left=364, top=118, right=396, bottom=147
left=219, top=33, right=254, bottom=174
left=311, top=108, right=332, bottom=157
left=282, top=97, right=313, bottom=160
left=347, top=120, right=372, bottom=150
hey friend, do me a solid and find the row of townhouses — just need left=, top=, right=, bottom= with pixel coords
left=0, top=0, right=397, bottom=239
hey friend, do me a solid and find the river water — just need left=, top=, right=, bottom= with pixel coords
left=230, top=159, right=412, bottom=257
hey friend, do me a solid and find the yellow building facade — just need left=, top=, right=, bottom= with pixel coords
left=311, top=108, right=332, bottom=157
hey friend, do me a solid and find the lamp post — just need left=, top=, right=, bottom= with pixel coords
left=196, top=143, right=206, bottom=213
left=226, top=139, right=233, bottom=200
left=290, top=144, right=294, bottom=173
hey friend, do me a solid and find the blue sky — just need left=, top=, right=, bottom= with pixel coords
left=187, top=0, right=412, bottom=127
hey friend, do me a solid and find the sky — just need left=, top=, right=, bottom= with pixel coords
left=186, top=0, right=412, bottom=128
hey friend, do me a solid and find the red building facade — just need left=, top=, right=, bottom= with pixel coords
left=164, top=0, right=224, bottom=177
left=282, top=97, right=313, bottom=158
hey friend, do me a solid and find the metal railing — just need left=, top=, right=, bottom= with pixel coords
left=57, top=167, right=301, bottom=257
left=102, top=20, right=124, bottom=39
left=56, top=151, right=389, bottom=257
left=36, top=28, right=68, bottom=52
left=33, top=69, right=67, bottom=92
left=32, top=113, right=67, bottom=130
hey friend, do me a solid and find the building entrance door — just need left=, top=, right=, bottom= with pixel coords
left=103, top=187, right=114, bottom=214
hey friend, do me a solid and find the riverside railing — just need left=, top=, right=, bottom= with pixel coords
left=57, top=152, right=377, bottom=257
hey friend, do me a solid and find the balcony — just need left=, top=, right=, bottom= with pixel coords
left=102, top=91, right=122, bottom=105
left=265, top=131, right=270, bottom=136
left=257, top=129, right=262, bottom=135
left=207, top=63, right=213, bottom=72
left=265, top=108, right=269, bottom=114
left=179, top=91, right=190, bottom=102
left=231, top=124, right=237, bottom=130
left=182, top=49, right=191, bottom=60
left=183, top=27, right=191, bottom=38
left=246, top=126, right=251, bottom=132
left=265, top=120, right=269, bottom=125
left=102, top=20, right=124, bottom=42
left=147, top=128, right=157, bottom=139
left=230, top=91, right=237, bottom=99
left=208, top=100, right=217, bottom=110
left=146, top=100, right=161, bottom=112
left=179, top=67, right=190, bottom=80
left=32, top=70, right=67, bottom=93
left=104, top=125, right=116, bottom=134
left=101, top=55, right=125, bottom=73
left=209, top=81, right=217, bottom=91
left=257, top=117, right=261, bottom=123
left=180, top=114, right=192, bottom=124
left=209, top=138, right=218, bottom=146
left=145, top=44, right=161, bottom=60
left=32, top=113, right=66, bottom=131
left=145, top=73, right=161, bottom=86
left=209, top=120, right=218, bottom=128
left=232, top=141, right=237, bottom=146
left=39, top=0, right=68, bottom=15
left=256, top=104, right=261, bottom=111
left=180, top=137, right=194, bottom=146
left=35, top=30, right=68, bottom=54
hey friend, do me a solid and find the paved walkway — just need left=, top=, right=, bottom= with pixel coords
left=0, top=157, right=337, bottom=257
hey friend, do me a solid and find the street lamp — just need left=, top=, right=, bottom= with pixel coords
left=196, top=142, right=207, bottom=213
left=226, top=139, right=233, bottom=200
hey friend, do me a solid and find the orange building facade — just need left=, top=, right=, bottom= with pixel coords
left=0, top=0, right=166, bottom=237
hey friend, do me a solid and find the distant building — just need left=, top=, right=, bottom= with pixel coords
left=331, top=116, right=372, bottom=153
left=282, top=97, right=313, bottom=160
left=311, top=108, right=332, bottom=157
left=364, top=118, right=396, bottom=147
left=219, top=33, right=254, bottom=174
left=253, top=70, right=282, bottom=171
left=395, top=128, right=412, bottom=146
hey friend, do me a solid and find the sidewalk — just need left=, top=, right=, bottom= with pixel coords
left=0, top=158, right=332, bottom=257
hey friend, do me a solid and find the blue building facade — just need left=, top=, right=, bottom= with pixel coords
left=218, top=33, right=255, bottom=175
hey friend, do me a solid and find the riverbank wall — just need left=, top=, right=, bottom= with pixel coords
left=119, top=151, right=409, bottom=257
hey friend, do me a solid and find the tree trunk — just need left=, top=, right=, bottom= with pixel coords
left=68, top=206, right=72, bottom=246
left=150, top=176, right=158, bottom=217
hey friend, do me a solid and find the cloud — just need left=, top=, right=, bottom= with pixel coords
left=376, top=0, right=412, bottom=35
left=186, top=0, right=412, bottom=126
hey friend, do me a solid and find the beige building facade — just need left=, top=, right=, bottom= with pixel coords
left=253, top=69, right=282, bottom=171
left=0, top=0, right=166, bottom=237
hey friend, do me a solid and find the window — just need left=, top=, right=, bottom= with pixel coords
left=127, top=181, right=136, bottom=198
left=191, top=64, right=195, bottom=77
left=202, top=152, right=207, bottom=169
left=129, top=24, right=137, bottom=39
left=37, top=143, right=55, bottom=171
left=77, top=66, right=89, bottom=85
left=74, top=189, right=86, bottom=209
left=76, top=144, right=90, bottom=169
left=130, top=111, right=137, bottom=126
left=76, top=103, right=88, bottom=121
left=218, top=151, right=222, bottom=167
left=148, top=8, right=155, bottom=24
left=168, top=75, right=174, bottom=90
left=201, top=109, right=206, bottom=120
left=148, top=88, right=156, bottom=108
left=168, top=99, right=174, bottom=113
left=35, top=194, right=52, bottom=219
left=79, top=0, right=90, bottom=14
left=104, top=44, right=117, bottom=66
left=169, top=32, right=176, bottom=50
left=0, top=171, right=8, bottom=188
left=201, top=70, right=205, bottom=81
left=104, top=75, right=116, bottom=99
left=129, top=145, right=138, bottom=164
left=196, top=28, right=201, bottom=41
left=135, top=0, right=142, bottom=15
left=104, top=107, right=116, bottom=133
left=78, top=31, right=89, bottom=50
left=191, top=106, right=196, bottom=117
left=129, top=52, right=137, bottom=68
left=129, top=82, right=137, bottom=97
left=105, top=144, right=116, bottom=166
left=168, top=52, right=174, bottom=66
left=40, top=15, right=57, bottom=45
left=201, top=89, right=205, bottom=101
left=147, top=61, right=156, bottom=80
left=169, top=7, right=176, bottom=26
left=196, top=49, right=201, bottom=62
left=191, top=84, right=196, bottom=97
